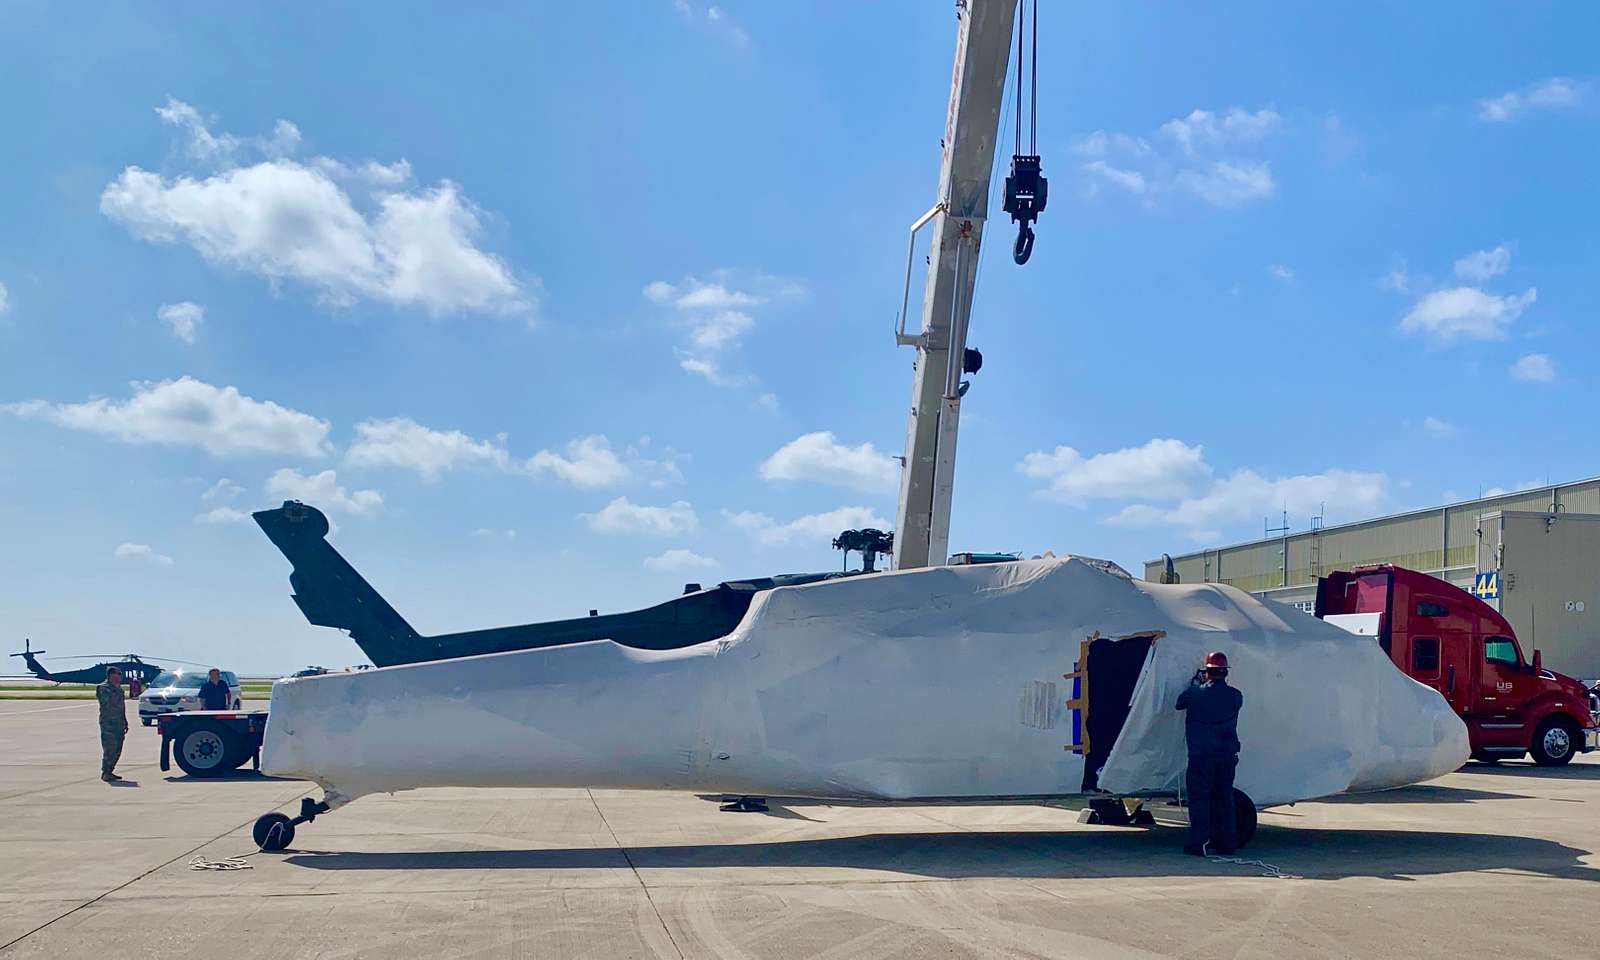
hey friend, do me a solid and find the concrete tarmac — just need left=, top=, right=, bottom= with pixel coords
left=3, top=699, right=1597, bottom=958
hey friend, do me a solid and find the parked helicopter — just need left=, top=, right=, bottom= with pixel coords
left=11, top=638, right=179, bottom=687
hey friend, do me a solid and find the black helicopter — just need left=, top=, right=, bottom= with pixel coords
left=10, top=639, right=168, bottom=686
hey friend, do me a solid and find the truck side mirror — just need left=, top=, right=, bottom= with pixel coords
left=1532, top=649, right=1543, bottom=675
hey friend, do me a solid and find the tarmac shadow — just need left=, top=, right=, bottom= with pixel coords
left=1455, top=761, right=1600, bottom=781
left=107, top=779, right=140, bottom=787
left=284, top=825, right=1600, bottom=882
left=163, top=773, right=301, bottom=783
left=1320, top=783, right=1533, bottom=804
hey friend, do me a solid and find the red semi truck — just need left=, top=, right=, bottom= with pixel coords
left=1316, top=564, right=1599, bottom=766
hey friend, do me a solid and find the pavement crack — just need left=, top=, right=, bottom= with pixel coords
left=0, top=789, right=312, bottom=952
left=587, top=788, right=685, bottom=959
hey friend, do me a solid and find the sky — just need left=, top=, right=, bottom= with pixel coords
left=1, top=2, right=1596, bottom=673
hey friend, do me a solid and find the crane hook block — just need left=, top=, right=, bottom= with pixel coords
left=1002, top=154, right=1047, bottom=265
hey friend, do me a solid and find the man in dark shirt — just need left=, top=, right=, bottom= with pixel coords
left=1175, top=651, right=1244, bottom=855
left=96, top=666, right=129, bottom=782
left=198, top=668, right=231, bottom=711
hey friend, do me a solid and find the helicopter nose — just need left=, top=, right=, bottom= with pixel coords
left=1352, top=674, right=1470, bottom=791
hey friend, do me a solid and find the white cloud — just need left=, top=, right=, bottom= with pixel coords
left=1454, top=245, right=1511, bottom=283
left=1268, top=264, right=1294, bottom=281
left=687, top=310, right=754, bottom=351
left=103, top=100, right=528, bottom=316
left=759, top=431, right=899, bottom=493
left=755, top=393, right=779, bottom=414
left=1160, top=108, right=1282, bottom=155
left=646, top=278, right=758, bottom=312
left=0, top=281, right=9, bottom=314
left=1108, top=468, right=1388, bottom=534
left=724, top=505, right=889, bottom=546
left=1399, top=286, right=1536, bottom=342
left=114, top=542, right=173, bottom=565
left=343, top=421, right=660, bottom=489
left=645, top=271, right=801, bottom=389
left=266, top=468, right=382, bottom=515
left=201, top=478, right=244, bottom=502
left=1076, top=106, right=1282, bottom=209
left=346, top=417, right=509, bottom=481
left=472, top=527, right=517, bottom=540
left=1422, top=416, right=1456, bottom=437
left=3, top=376, right=330, bottom=458
left=157, top=301, right=204, bottom=344
left=1083, top=160, right=1146, bottom=195
left=1478, top=78, right=1586, bottom=122
left=1379, top=262, right=1412, bottom=295
left=1019, top=439, right=1210, bottom=502
left=672, top=1, right=749, bottom=47
left=194, top=506, right=249, bottom=525
left=679, top=355, right=752, bottom=387
left=525, top=435, right=630, bottom=489
left=581, top=497, right=698, bottom=536
left=1510, top=353, right=1555, bottom=383
left=1174, top=161, right=1275, bottom=206
left=155, top=98, right=239, bottom=162
left=644, top=548, right=718, bottom=572
left=1024, top=437, right=1389, bottom=539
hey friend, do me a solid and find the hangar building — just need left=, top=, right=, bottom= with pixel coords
left=1145, top=478, right=1600, bottom=681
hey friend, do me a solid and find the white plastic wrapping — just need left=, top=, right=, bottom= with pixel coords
left=263, top=557, right=1468, bottom=808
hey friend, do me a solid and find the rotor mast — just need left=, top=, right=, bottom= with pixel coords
left=892, top=0, right=1019, bottom=569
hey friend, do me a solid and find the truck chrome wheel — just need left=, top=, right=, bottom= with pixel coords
left=1531, top=719, right=1578, bottom=767
left=1543, top=726, right=1572, bottom=758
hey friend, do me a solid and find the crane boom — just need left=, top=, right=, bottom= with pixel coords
left=893, top=0, right=1019, bottom=569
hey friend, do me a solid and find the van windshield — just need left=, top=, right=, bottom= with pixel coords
left=151, top=672, right=207, bottom=688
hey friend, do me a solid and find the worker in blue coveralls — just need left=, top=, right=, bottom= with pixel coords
left=1176, top=651, right=1243, bottom=855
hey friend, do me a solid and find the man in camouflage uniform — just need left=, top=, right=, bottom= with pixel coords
left=97, top=666, right=129, bottom=782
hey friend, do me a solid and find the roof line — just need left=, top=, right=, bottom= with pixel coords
left=1146, top=473, right=1600, bottom=566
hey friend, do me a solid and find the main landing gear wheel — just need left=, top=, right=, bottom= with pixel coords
left=1531, top=718, right=1578, bottom=767
left=720, top=796, right=769, bottom=812
left=253, top=813, right=295, bottom=851
left=1233, top=789, right=1258, bottom=849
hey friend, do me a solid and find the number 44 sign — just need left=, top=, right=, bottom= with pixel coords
left=1473, top=571, right=1500, bottom=600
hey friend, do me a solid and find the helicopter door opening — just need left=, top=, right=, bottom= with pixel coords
left=1070, top=632, right=1159, bottom=792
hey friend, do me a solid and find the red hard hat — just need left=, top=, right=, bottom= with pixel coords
left=1203, top=651, right=1229, bottom=670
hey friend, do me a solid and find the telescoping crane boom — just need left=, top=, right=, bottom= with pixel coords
left=893, top=0, right=1043, bottom=569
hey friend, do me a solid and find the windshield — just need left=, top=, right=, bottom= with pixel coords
left=151, top=671, right=209, bottom=688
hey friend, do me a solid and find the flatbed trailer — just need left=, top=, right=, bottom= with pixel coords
left=157, top=709, right=269, bottom=778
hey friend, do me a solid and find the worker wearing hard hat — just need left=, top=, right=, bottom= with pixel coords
left=1175, top=651, right=1244, bottom=855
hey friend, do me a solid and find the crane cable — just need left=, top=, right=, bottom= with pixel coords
left=1002, top=0, right=1046, bottom=265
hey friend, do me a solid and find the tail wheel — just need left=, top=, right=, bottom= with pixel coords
left=1531, top=718, right=1578, bottom=767
left=1233, top=789, right=1258, bottom=849
left=253, top=813, right=295, bottom=851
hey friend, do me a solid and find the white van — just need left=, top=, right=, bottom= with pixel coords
left=138, top=669, right=242, bottom=726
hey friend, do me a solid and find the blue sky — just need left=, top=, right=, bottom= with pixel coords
left=2, top=2, right=1596, bottom=672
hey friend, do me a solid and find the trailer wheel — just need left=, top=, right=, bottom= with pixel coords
left=1531, top=718, right=1578, bottom=767
left=1233, top=789, right=1258, bottom=849
left=253, top=813, right=295, bottom=851
left=173, top=720, right=245, bottom=777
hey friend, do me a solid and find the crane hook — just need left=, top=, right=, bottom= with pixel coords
left=1013, top=224, right=1035, bottom=265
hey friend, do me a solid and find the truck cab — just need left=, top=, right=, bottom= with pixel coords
left=1316, top=564, right=1599, bottom=765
